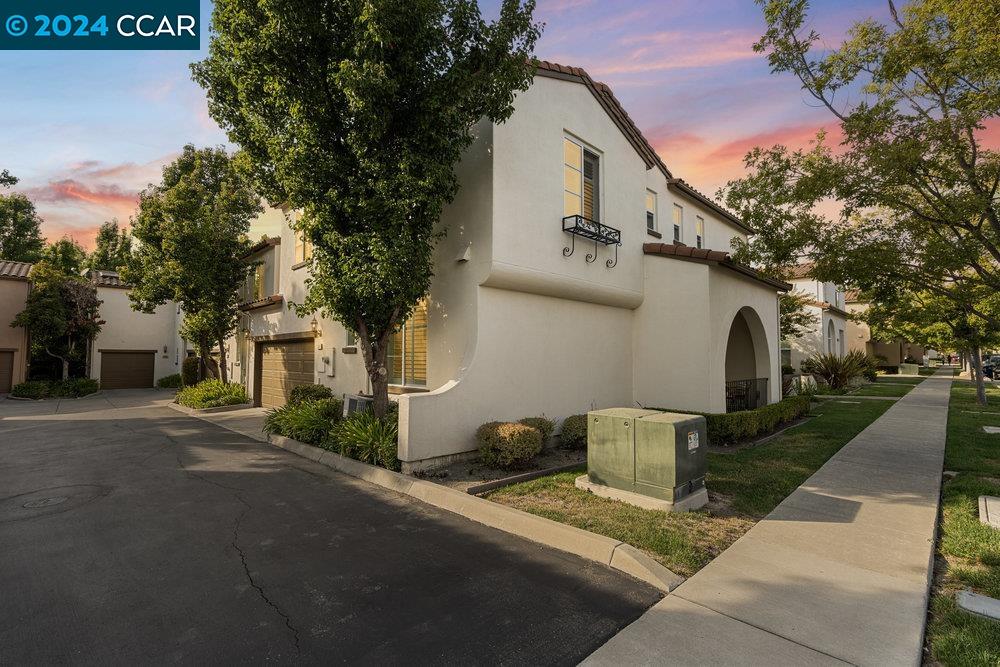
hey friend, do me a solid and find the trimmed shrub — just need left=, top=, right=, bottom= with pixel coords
left=263, top=397, right=343, bottom=445
left=289, top=384, right=334, bottom=405
left=157, top=374, right=183, bottom=389
left=518, top=416, right=555, bottom=442
left=477, top=421, right=543, bottom=469
left=662, top=396, right=812, bottom=446
left=331, top=410, right=400, bottom=471
left=10, top=378, right=99, bottom=399
left=176, top=380, right=248, bottom=409
left=11, top=380, right=51, bottom=399
left=181, top=357, right=200, bottom=386
left=559, top=414, right=588, bottom=449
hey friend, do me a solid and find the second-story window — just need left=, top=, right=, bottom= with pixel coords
left=295, top=228, right=312, bottom=264
left=563, top=137, right=600, bottom=221
left=251, top=263, right=266, bottom=301
left=672, top=204, right=683, bottom=243
left=696, top=216, right=705, bottom=249
left=646, top=190, right=657, bottom=231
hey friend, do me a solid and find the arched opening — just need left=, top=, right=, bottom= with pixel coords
left=826, top=319, right=836, bottom=355
left=724, top=307, right=771, bottom=412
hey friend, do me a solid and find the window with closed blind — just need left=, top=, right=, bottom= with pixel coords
left=563, top=137, right=600, bottom=221
left=294, top=228, right=312, bottom=264
left=387, top=299, right=427, bottom=387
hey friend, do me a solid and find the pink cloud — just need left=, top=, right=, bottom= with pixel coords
left=589, top=30, right=759, bottom=75
left=31, top=180, right=138, bottom=209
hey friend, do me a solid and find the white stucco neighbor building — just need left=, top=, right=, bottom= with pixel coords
left=84, top=270, right=186, bottom=389
left=226, top=61, right=791, bottom=471
left=782, top=264, right=848, bottom=370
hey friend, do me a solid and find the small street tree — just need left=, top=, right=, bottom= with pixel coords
left=0, top=171, right=45, bottom=263
left=192, top=0, right=541, bottom=416
left=12, top=261, right=104, bottom=380
left=86, top=220, right=132, bottom=272
left=122, top=145, right=260, bottom=383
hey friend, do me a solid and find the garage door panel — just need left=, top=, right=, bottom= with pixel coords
left=258, top=340, right=315, bottom=408
left=101, top=351, right=155, bottom=389
left=0, top=351, right=13, bottom=393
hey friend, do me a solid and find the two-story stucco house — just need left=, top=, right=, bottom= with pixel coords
left=84, top=270, right=186, bottom=388
left=782, top=264, right=848, bottom=370
left=0, top=261, right=32, bottom=393
left=226, top=61, right=791, bottom=471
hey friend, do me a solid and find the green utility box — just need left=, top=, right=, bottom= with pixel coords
left=587, top=408, right=707, bottom=505
left=899, top=363, right=920, bottom=375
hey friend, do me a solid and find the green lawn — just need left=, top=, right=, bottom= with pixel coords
left=487, top=400, right=891, bottom=577
left=849, top=383, right=916, bottom=397
left=926, top=382, right=1000, bottom=665
left=875, top=375, right=928, bottom=385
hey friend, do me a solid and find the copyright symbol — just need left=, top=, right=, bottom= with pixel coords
left=5, top=15, right=27, bottom=37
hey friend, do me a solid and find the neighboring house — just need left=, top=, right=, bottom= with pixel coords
left=228, top=61, right=790, bottom=471
left=0, top=261, right=31, bottom=393
left=84, top=270, right=186, bottom=389
left=782, top=264, right=849, bottom=370
left=845, top=291, right=926, bottom=367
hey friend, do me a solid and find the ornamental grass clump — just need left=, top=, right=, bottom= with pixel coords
left=477, top=421, right=543, bottom=469
left=175, top=379, right=248, bottom=409
left=262, top=397, right=343, bottom=446
left=332, top=410, right=400, bottom=471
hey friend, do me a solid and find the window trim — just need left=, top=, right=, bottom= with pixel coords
left=695, top=215, right=705, bottom=249
left=646, top=189, right=657, bottom=232
left=563, top=135, right=602, bottom=222
left=672, top=203, right=683, bottom=243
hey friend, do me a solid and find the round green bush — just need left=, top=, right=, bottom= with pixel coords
left=157, top=374, right=183, bottom=389
left=289, top=384, right=334, bottom=405
left=559, top=414, right=588, bottom=449
left=518, top=416, right=555, bottom=442
left=181, top=357, right=200, bottom=386
left=11, top=380, right=51, bottom=400
left=476, top=421, right=543, bottom=469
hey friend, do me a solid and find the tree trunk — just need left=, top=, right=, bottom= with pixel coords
left=216, top=335, right=229, bottom=383
left=357, top=315, right=396, bottom=418
left=971, top=346, right=988, bottom=406
left=61, top=359, right=69, bottom=381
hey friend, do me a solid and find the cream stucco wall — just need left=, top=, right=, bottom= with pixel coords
left=89, top=287, right=184, bottom=384
left=0, top=279, right=30, bottom=387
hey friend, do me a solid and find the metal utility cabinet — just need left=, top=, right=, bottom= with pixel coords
left=582, top=408, right=708, bottom=512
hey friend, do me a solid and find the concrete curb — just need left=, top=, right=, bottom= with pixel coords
left=263, top=432, right=684, bottom=593
left=167, top=401, right=254, bottom=416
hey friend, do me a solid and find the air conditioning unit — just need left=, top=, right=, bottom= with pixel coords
left=343, top=394, right=374, bottom=418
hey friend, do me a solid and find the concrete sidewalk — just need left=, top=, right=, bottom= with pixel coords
left=585, top=368, right=954, bottom=666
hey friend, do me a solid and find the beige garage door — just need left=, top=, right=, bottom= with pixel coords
left=100, top=351, right=155, bottom=389
left=259, top=340, right=315, bottom=408
left=0, top=351, right=13, bottom=393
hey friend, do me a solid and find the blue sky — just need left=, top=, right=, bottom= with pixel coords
left=0, top=0, right=892, bottom=247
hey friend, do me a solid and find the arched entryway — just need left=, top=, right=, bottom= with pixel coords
left=826, top=319, right=836, bottom=355
left=724, top=306, right=771, bottom=412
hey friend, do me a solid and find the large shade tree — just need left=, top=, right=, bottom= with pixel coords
left=0, top=171, right=45, bottom=263
left=122, top=145, right=261, bottom=382
left=192, top=0, right=541, bottom=416
left=86, top=220, right=133, bottom=272
left=722, top=0, right=1000, bottom=404
left=42, top=237, right=88, bottom=276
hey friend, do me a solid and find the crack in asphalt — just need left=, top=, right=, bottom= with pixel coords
left=118, top=415, right=303, bottom=654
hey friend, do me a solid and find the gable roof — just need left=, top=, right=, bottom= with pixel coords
left=534, top=61, right=752, bottom=233
left=0, top=260, right=32, bottom=281
left=786, top=263, right=816, bottom=280
left=535, top=61, right=672, bottom=178
left=643, top=243, right=791, bottom=292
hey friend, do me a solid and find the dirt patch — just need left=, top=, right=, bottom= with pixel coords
left=415, top=445, right=586, bottom=492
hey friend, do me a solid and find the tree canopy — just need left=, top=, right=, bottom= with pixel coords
left=0, top=171, right=45, bottom=263
left=122, top=144, right=261, bottom=382
left=86, top=220, right=132, bottom=272
left=41, top=237, right=87, bottom=276
left=12, top=260, right=104, bottom=380
left=192, top=0, right=541, bottom=414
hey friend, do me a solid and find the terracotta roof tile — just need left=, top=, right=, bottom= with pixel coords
left=0, top=260, right=31, bottom=281
left=643, top=242, right=791, bottom=291
left=85, top=269, right=129, bottom=288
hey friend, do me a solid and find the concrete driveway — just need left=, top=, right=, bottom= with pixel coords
left=0, top=390, right=658, bottom=665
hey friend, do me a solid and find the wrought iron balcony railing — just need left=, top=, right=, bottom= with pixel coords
left=562, top=215, right=622, bottom=268
left=725, top=377, right=769, bottom=413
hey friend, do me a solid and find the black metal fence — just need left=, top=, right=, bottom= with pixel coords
left=725, top=377, right=769, bottom=413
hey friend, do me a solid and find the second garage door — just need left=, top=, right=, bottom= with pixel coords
left=100, top=350, right=155, bottom=389
left=259, top=339, right=315, bottom=408
left=0, top=351, right=13, bottom=393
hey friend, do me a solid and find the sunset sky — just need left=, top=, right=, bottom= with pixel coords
left=0, top=0, right=892, bottom=249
